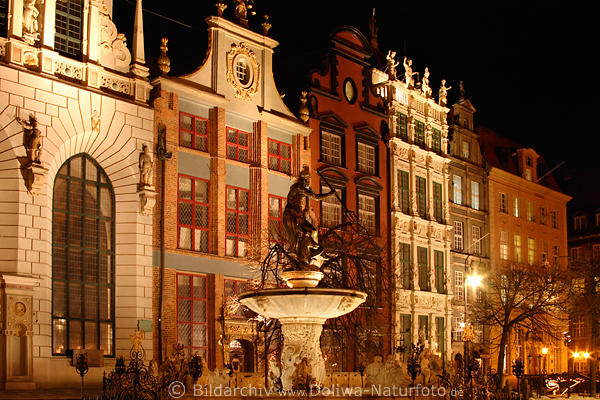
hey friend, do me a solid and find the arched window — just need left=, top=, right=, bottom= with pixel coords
left=52, top=154, right=115, bottom=356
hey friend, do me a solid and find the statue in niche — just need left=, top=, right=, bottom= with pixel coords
left=22, top=0, right=39, bottom=35
left=17, top=114, right=42, bottom=165
left=386, top=51, right=399, bottom=80
left=438, top=79, right=451, bottom=106
left=282, top=165, right=334, bottom=269
left=403, top=57, right=416, bottom=88
left=421, top=67, right=432, bottom=98
left=139, top=144, right=153, bottom=186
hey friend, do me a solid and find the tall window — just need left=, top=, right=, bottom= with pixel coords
left=268, top=195, right=286, bottom=243
left=268, top=139, right=291, bottom=174
left=574, top=216, right=586, bottom=231
left=400, top=314, right=411, bottom=353
left=432, top=129, right=441, bottom=153
left=416, top=176, right=427, bottom=218
left=364, top=259, right=382, bottom=307
left=434, top=250, right=445, bottom=294
left=514, top=234, right=522, bottom=263
left=499, top=192, right=507, bottom=213
left=179, top=113, right=208, bottom=151
left=436, top=317, right=445, bottom=356
left=415, top=120, right=425, bottom=147
left=399, top=243, right=411, bottom=289
left=552, top=245, right=559, bottom=266
left=500, top=231, right=509, bottom=260
left=357, top=141, right=376, bottom=175
left=396, top=113, right=408, bottom=141
left=539, top=207, right=547, bottom=225
left=358, top=193, right=377, bottom=234
left=472, top=226, right=481, bottom=255
left=52, top=154, right=114, bottom=356
left=226, top=186, right=249, bottom=257
left=527, top=238, right=535, bottom=265
left=550, top=211, right=558, bottom=229
left=178, top=175, right=209, bottom=252
left=452, top=316, right=464, bottom=342
left=471, top=181, right=480, bottom=210
left=433, top=182, right=443, bottom=223
left=55, top=0, right=83, bottom=59
left=462, top=141, right=471, bottom=159
left=398, top=170, right=409, bottom=214
left=454, top=221, right=463, bottom=250
left=513, top=197, right=520, bottom=218
left=453, top=175, right=462, bottom=205
left=418, top=247, right=429, bottom=291
left=177, top=273, right=208, bottom=358
left=571, top=314, right=585, bottom=337
left=321, top=129, right=342, bottom=166
left=454, top=271, right=464, bottom=301
left=527, top=201, right=534, bottom=222
left=226, top=127, right=249, bottom=162
left=321, top=185, right=343, bottom=228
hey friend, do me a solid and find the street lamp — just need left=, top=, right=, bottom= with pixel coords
left=464, top=253, right=483, bottom=398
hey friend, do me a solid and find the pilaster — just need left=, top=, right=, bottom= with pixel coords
left=249, top=121, right=269, bottom=261
left=9, top=0, right=24, bottom=38
left=41, top=0, right=56, bottom=49
left=209, top=107, right=226, bottom=256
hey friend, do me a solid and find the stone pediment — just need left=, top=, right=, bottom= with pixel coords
left=353, top=123, right=379, bottom=139
left=318, top=112, right=348, bottom=129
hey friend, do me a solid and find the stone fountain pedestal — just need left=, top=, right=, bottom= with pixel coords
left=239, top=271, right=366, bottom=390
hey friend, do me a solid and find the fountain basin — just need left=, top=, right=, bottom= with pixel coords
left=239, top=288, right=366, bottom=390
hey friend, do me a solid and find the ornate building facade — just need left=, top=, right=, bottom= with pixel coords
left=150, top=7, right=310, bottom=374
left=447, top=94, right=491, bottom=365
left=372, top=57, right=453, bottom=363
left=306, top=25, right=390, bottom=370
left=0, top=0, right=153, bottom=389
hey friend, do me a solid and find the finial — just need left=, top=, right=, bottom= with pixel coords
left=157, top=37, right=170, bottom=76
left=261, top=14, right=272, bottom=36
left=299, top=91, right=310, bottom=123
left=215, top=1, right=227, bottom=16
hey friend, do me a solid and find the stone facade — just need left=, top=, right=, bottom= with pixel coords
left=0, top=0, right=153, bottom=390
left=372, top=64, right=453, bottom=364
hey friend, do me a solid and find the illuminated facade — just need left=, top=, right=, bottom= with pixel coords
left=150, top=10, right=310, bottom=374
left=0, top=0, right=153, bottom=389
left=372, top=64, right=453, bottom=362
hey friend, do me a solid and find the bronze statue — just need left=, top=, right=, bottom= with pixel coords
left=17, top=114, right=42, bottom=165
left=138, top=144, right=153, bottom=186
left=282, top=166, right=334, bottom=268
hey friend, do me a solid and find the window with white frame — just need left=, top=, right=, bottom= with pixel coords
left=527, top=237, right=536, bottom=265
left=527, top=201, right=534, bottom=222
left=453, top=175, right=462, bottom=205
left=454, top=221, right=464, bottom=250
left=321, top=185, right=343, bottom=228
left=514, top=234, right=522, bottom=263
left=471, top=181, right=480, bottom=210
left=513, top=197, right=520, bottom=218
left=225, top=186, right=249, bottom=258
left=452, top=316, right=464, bottom=342
left=454, top=271, right=464, bottom=302
left=500, top=231, right=509, bottom=260
left=472, top=226, right=481, bottom=255
left=499, top=192, right=507, bottom=213
left=357, top=141, right=376, bottom=175
left=462, top=141, right=470, bottom=159
left=321, top=129, right=342, bottom=166
left=358, top=193, right=377, bottom=234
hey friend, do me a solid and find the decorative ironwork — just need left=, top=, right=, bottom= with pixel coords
left=102, top=343, right=202, bottom=400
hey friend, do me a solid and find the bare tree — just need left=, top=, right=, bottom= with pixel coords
left=569, top=257, right=600, bottom=396
left=472, top=264, right=570, bottom=381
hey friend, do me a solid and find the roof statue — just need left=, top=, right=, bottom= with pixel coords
left=459, top=80, right=466, bottom=101
left=386, top=51, right=399, bottom=80
left=438, top=79, right=451, bottom=107
left=403, top=57, right=416, bottom=88
left=421, top=67, right=432, bottom=98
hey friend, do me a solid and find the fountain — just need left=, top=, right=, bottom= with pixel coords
left=239, top=166, right=367, bottom=390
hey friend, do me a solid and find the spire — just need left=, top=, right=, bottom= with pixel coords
left=368, top=8, right=379, bottom=50
left=131, top=0, right=149, bottom=78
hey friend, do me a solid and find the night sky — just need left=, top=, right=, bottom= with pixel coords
left=114, top=1, right=595, bottom=205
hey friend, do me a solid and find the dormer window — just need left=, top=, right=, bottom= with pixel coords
left=574, top=215, right=587, bottom=231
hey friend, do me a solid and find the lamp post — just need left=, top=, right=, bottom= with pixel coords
left=463, top=254, right=482, bottom=399
left=564, top=331, right=572, bottom=398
